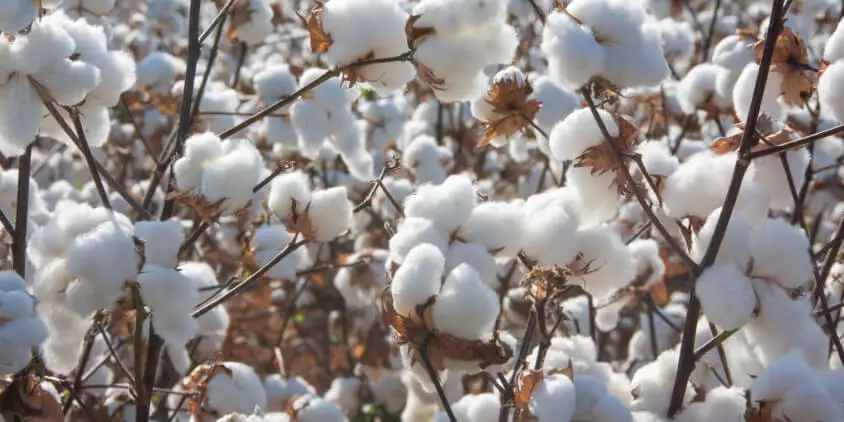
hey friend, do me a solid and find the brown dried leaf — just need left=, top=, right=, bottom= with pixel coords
left=290, top=201, right=319, bottom=241
left=709, top=132, right=743, bottom=155
left=746, top=400, right=778, bottom=422
left=405, top=14, right=436, bottom=50
left=573, top=114, right=637, bottom=194
left=415, top=60, right=446, bottom=92
left=480, top=78, right=541, bottom=146
left=227, top=2, right=252, bottom=41
left=304, top=1, right=332, bottom=54
left=754, top=27, right=816, bottom=107
left=515, top=370, right=544, bottom=408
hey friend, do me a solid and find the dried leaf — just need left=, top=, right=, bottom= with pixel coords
left=405, top=14, right=436, bottom=50
left=414, top=60, right=446, bottom=92
left=480, top=77, right=541, bottom=146
left=709, top=132, right=743, bottom=155
left=515, top=370, right=543, bottom=408
left=290, top=201, right=319, bottom=241
left=754, top=27, right=816, bottom=107
left=746, top=399, right=778, bottom=422
left=304, top=1, right=332, bottom=54
left=573, top=114, right=637, bottom=195
left=227, top=1, right=253, bottom=41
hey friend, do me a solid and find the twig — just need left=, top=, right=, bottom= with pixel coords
left=749, top=124, right=844, bottom=159
left=192, top=236, right=307, bottom=318
left=419, top=340, right=456, bottom=422
left=231, top=41, right=248, bottom=88
left=700, top=0, right=722, bottom=62
left=218, top=51, right=414, bottom=140
left=199, top=0, right=237, bottom=44
left=69, top=108, right=112, bottom=210
left=0, top=207, right=14, bottom=238
left=667, top=0, right=784, bottom=415
left=13, top=145, right=31, bottom=277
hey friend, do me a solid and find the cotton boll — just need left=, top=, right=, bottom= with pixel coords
left=593, top=393, right=633, bottom=422
left=773, top=379, right=844, bottom=422
left=403, top=135, right=447, bottom=184
left=292, top=396, right=345, bottom=422
left=135, top=52, right=185, bottom=92
left=531, top=76, right=580, bottom=135
left=0, top=272, right=49, bottom=375
left=202, top=362, right=268, bottom=415
left=324, top=376, right=361, bottom=416
left=173, top=132, right=224, bottom=191
left=530, top=374, right=576, bottom=422
left=628, top=239, right=665, bottom=287
left=252, top=225, right=305, bottom=281
left=750, top=149, right=810, bottom=210
left=676, top=64, right=731, bottom=114
left=391, top=243, right=445, bottom=316
left=696, top=265, right=756, bottom=330
left=663, top=151, right=755, bottom=219
left=749, top=218, right=813, bottom=289
left=254, top=64, right=297, bottom=103
left=388, top=217, right=450, bottom=265
left=0, top=75, right=42, bottom=157
left=305, top=187, right=352, bottom=242
left=457, top=201, right=525, bottom=256
left=290, top=100, right=330, bottom=158
left=133, top=220, right=183, bottom=269
left=692, top=207, right=752, bottom=268
left=264, top=375, right=316, bottom=411
left=750, top=350, right=814, bottom=403
left=570, top=225, right=635, bottom=300
left=0, top=0, right=36, bottom=33
left=566, top=167, right=622, bottom=226
left=404, top=174, right=476, bottom=234
left=712, top=35, right=756, bottom=72
left=335, top=127, right=375, bottom=181
left=267, top=171, right=312, bottom=222
left=445, top=242, right=498, bottom=288
left=432, top=264, right=500, bottom=341
left=200, top=140, right=264, bottom=214
left=549, top=108, right=619, bottom=162
left=630, top=349, right=694, bottom=415
left=541, top=11, right=606, bottom=90
left=733, top=63, right=786, bottom=122
left=521, top=205, right=580, bottom=267
left=745, top=279, right=827, bottom=368
left=636, top=141, right=678, bottom=177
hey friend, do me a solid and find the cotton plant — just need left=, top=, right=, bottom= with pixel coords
left=540, top=0, right=670, bottom=91
left=405, top=0, right=519, bottom=102
left=172, top=132, right=266, bottom=218
left=266, top=170, right=354, bottom=242
left=306, top=0, right=416, bottom=93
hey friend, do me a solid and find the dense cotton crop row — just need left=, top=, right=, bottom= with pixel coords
left=1, top=0, right=844, bottom=421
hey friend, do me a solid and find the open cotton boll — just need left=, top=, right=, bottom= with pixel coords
left=733, top=63, right=786, bottom=122
left=290, top=100, right=331, bottom=158
left=65, top=217, right=140, bottom=316
left=0, top=272, right=49, bottom=375
left=712, top=35, right=755, bottom=72
left=630, top=349, right=694, bottom=415
left=566, top=167, right=622, bottom=226
left=692, top=207, right=752, bottom=269
left=0, top=0, right=36, bottom=33
left=696, top=265, right=756, bottom=330
left=826, top=18, right=844, bottom=63
left=628, top=239, right=664, bottom=287
left=457, top=201, right=525, bottom=256
left=676, top=64, right=731, bottom=114
left=173, top=132, right=224, bottom=191
left=749, top=218, right=813, bottom=289
left=663, top=151, right=756, bottom=219
left=137, top=265, right=199, bottom=345
left=291, top=396, right=345, bottom=422
left=388, top=217, right=450, bottom=265
left=335, top=127, right=375, bottom=181
left=267, top=171, right=312, bottom=222
left=570, top=225, right=635, bottom=300
left=298, top=68, right=352, bottom=115
left=254, top=64, right=297, bottom=103
left=636, top=141, right=678, bottom=177
left=403, top=135, right=447, bottom=184
left=432, top=264, right=500, bottom=340
left=745, top=278, right=827, bottom=368
left=0, top=75, right=41, bottom=157
left=531, top=76, right=580, bottom=136
left=750, top=149, right=810, bottom=210
left=445, top=242, right=498, bottom=288
left=324, top=376, right=361, bottom=416
left=749, top=350, right=815, bottom=403
left=391, top=243, right=445, bottom=316
left=202, top=362, right=268, bottom=415
left=404, top=174, right=476, bottom=234
left=180, top=261, right=229, bottom=335
left=251, top=225, right=304, bottom=281
left=549, top=108, right=619, bottom=162
left=133, top=220, right=184, bottom=269
left=530, top=374, right=576, bottom=422
left=231, top=0, right=273, bottom=45
left=304, top=187, right=352, bottom=242
left=264, top=375, right=316, bottom=411
left=522, top=205, right=580, bottom=266
left=771, top=378, right=844, bottom=422
left=200, top=140, right=264, bottom=214
left=319, top=0, right=415, bottom=93
left=541, top=10, right=606, bottom=90
left=819, top=62, right=844, bottom=127
left=135, top=52, right=185, bottom=92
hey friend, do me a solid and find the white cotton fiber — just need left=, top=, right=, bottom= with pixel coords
left=522, top=205, right=580, bottom=266
left=404, top=174, right=476, bottom=234
left=696, top=264, right=757, bottom=330
left=530, top=374, right=576, bottom=422
left=306, top=187, right=353, bottom=242
left=749, top=218, right=813, bottom=289
left=391, top=243, right=445, bottom=316
left=549, top=108, right=619, bottom=162
left=432, top=264, right=500, bottom=341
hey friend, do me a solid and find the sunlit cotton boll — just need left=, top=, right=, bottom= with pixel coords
left=530, top=374, right=576, bottom=422
left=695, top=264, right=757, bottom=330
left=749, top=218, right=813, bottom=289
left=404, top=174, right=476, bottom=234
left=391, top=243, right=445, bottom=316
left=432, top=264, right=500, bottom=341
left=303, top=186, right=353, bottom=242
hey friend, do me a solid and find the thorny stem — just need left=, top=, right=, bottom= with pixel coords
left=420, top=340, right=457, bottom=422
left=192, top=236, right=307, bottom=318
left=13, top=144, right=31, bottom=278
left=668, top=0, right=784, bottom=415
left=218, top=51, right=414, bottom=140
